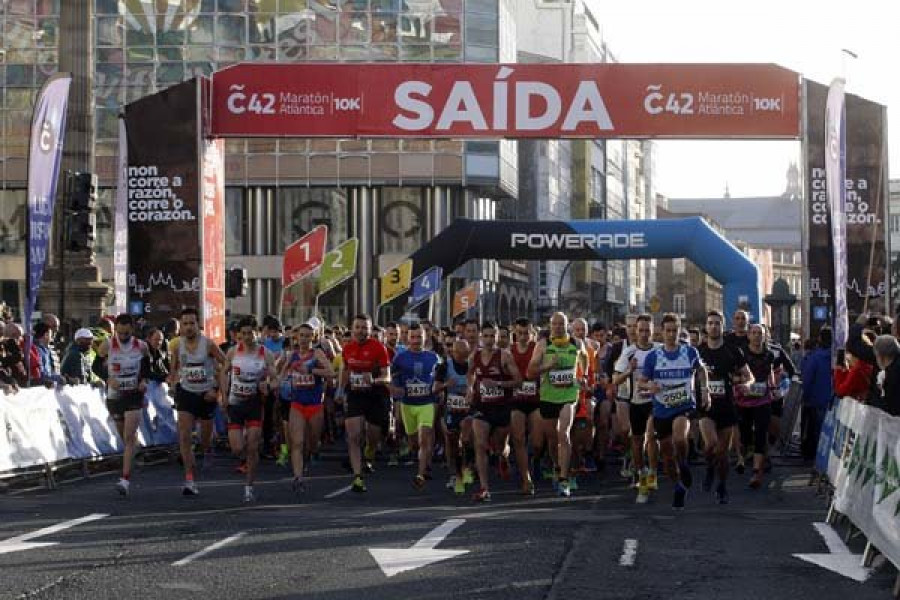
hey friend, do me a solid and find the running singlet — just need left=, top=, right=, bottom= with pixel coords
left=392, top=350, right=440, bottom=406
left=593, top=342, right=612, bottom=402
left=342, top=338, right=390, bottom=396
left=108, top=337, right=145, bottom=399
left=698, top=343, right=746, bottom=406
left=540, top=339, right=580, bottom=405
left=614, top=343, right=660, bottom=405
left=510, top=342, right=539, bottom=404
left=228, top=344, right=267, bottom=405
left=472, top=349, right=510, bottom=406
left=736, top=347, right=775, bottom=407
left=441, top=359, right=470, bottom=411
left=178, top=335, right=216, bottom=394
left=283, top=350, right=325, bottom=405
left=642, top=344, right=701, bottom=419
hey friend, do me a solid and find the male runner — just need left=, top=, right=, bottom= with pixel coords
left=467, top=321, right=521, bottom=502
left=278, top=323, right=335, bottom=495
left=463, top=318, right=480, bottom=351
left=528, top=312, right=589, bottom=498
left=735, top=323, right=777, bottom=489
left=640, top=313, right=710, bottom=510
left=169, top=307, right=227, bottom=496
left=697, top=310, right=754, bottom=504
left=220, top=315, right=276, bottom=503
left=613, top=314, right=661, bottom=503
left=391, top=324, right=441, bottom=490
left=510, top=317, right=540, bottom=495
left=571, top=318, right=597, bottom=484
left=497, top=325, right=511, bottom=351
left=338, top=314, right=391, bottom=493
left=97, top=314, right=149, bottom=497
left=435, top=339, right=474, bottom=494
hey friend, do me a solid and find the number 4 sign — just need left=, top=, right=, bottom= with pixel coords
left=408, top=267, right=443, bottom=307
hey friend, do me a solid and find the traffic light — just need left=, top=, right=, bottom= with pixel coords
left=226, top=267, right=248, bottom=298
left=65, top=172, right=97, bottom=252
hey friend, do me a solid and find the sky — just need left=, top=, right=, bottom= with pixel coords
left=594, top=0, right=899, bottom=198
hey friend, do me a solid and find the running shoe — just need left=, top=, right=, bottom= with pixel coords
left=521, top=479, right=535, bottom=496
left=243, top=486, right=256, bottom=503
left=735, top=456, right=746, bottom=475
left=715, top=482, right=729, bottom=505
left=363, top=460, right=375, bottom=474
left=472, top=488, right=491, bottom=502
left=749, top=470, right=763, bottom=489
left=351, top=475, right=367, bottom=493
left=636, top=474, right=649, bottom=504
left=679, top=462, right=693, bottom=489
left=292, top=477, right=306, bottom=497
left=364, top=444, right=376, bottom=462
left=446, top=475, right=457, bottom=490
left=646, top=471, right=659, bottom=491
left=116, top=478, right=130, bottom=497
left=702, top=465, right=715, bottom=492
left=424, top=466, right=433, bottom=481
left=620, top=456, right=634, bottom=479
left=388, top=453, right=400, bottom=467
left=583, top=455, right=598, bottom=472
left=672, top=482, right=687, bottom=510
left=558, top=479, right=572, bottom=498
left=182, top=480, right=199, bottom=496
left=462, top=467, right=475, bottom=485
left=413, top=475, right=426, bottom=491
left=454, top=478, right=466, bottom=495
left=569, top=477, right=579, bottom=491
left=235, top=461, right=248, bottom=475
left=276, top=444, right=290, bottom=467
left=763, top=456, right=773, bottom=474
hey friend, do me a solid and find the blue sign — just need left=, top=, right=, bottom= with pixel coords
left=129, top=300, right=144, bottom=315
left=813, top=306, right=828, bottom=321
left=409, top=267, right=442, bottom=307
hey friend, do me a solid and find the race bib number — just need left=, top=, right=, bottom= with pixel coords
left=447, top=394, right=468, bottom=410
left=231, top=379, right=257, bottom=398
left=406, top=381, right=430, bottom=398
left=479, top=383, right=503, bottom=401
left=182, top=366, right=207, bottom=384
left=117, top=375, right=138, bottom=392
left=708, top=380, right=726, bottom=398
left=549, top=369, right=575, bottom=387
left=747, top=382, right=768, bottom=398
left=292, top=373, right=315, bottom=389
left=349, top=372, right=372, bottom=391
left=516, top=381, right=537, bottom=398
left=659, top=383, right=690, bottom=408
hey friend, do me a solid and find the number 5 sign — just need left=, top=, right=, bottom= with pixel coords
left=282, top=225, right=328, bottom=288
left=452, top=282, right=479, bottom=317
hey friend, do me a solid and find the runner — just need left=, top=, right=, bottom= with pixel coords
left=697, top=310, right=754, bottom=504
left=337, top=314, right=392, bottom=493
left=278, top=323, right=335, bottom=496
left=570, top=318, right=597, bottom=486
left=467, top=321, right=522, bottom=502
left=528, top=312, right=589, bottom=498
left=97, top=314, right=149, bottom=497
left=725, top=308, right=751, bottom=472
left=509, top=317, right=540, bottom=495
left=463, top=318, right=480, bottom=351
left=435, top=339, right=473, bottom=494
left=390, top=324, right=441, bottom=490
left=735, top=323, right=777, bottom=489
left=168, top=307, right=227, bottom=496
left=497, top=324, right=511, bottom=351
left=640, top=313, right=711, bottom=510
left=765, top=325, right=797, bottom=462
left=612, top=314, right=661, bottom=503
left=220, top=316, right=276, bottom=503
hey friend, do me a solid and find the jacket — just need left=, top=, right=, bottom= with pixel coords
left=833, top=360, right=874, bottom=402
left=801, top=347, right=833, bottom=409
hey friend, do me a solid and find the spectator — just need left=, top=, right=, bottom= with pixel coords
left=833, top=336, right=875, bottom=402
left=32, top=322, right=62, bottom=386
left=0, top=331, right=19, bottom=395
left=2, top=323, right=27, bottom=386
left=60, top=328, right=96, bottom=385
left=790, top=339, right=804, bottom=371
left=143, top=328, right=170, bottom=383
left=801, top=327, right=833, bottom=463
left=874, top=335, right=900, bottom=417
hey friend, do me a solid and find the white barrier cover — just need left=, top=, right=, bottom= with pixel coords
left=56, top=385, right=123, bottom=458
left=0, top=387, right=70, bottom=472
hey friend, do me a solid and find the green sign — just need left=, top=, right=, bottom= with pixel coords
left=318, top=238, right=359, bottom=295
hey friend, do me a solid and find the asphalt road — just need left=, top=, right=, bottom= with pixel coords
left=1, top=447, right=897, bottom=600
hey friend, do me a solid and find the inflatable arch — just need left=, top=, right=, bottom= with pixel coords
left=403, top=217, right=761, bottom=320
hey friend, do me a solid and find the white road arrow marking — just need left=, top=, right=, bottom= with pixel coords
left=0, top=513, right=108, bottom=555
left=793, top=522, right=874, bottom=582
left=369, top=518, right=469, bottom=577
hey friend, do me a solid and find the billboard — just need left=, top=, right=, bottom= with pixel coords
left=212, top=63, right=800, bottom=139
left=805, top=79, right=889, bottom=331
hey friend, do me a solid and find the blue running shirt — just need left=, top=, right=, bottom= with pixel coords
left=642, top=344, right=702, bottom=419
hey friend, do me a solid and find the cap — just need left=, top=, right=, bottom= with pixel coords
left=74, top=328, right=94, bottom=340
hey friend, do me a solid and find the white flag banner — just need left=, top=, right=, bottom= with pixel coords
left=113, top=116, right=129, bottom=315
left=825, top=78, right=848, bottom=353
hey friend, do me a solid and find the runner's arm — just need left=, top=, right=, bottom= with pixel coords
left=501, top=350, right=522, bottom=388
left=526, top=341, right=546, bottom=380
left=218, top=349, right=233, bottom=400
left=313, top=349, right=335, bottom=379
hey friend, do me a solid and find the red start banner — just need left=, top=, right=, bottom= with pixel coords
left=211, top=63, right=801, bottom=139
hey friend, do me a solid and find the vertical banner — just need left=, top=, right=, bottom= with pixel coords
left=201, top=137, right=225, bottom=343
left=113, top=116, right=129, bottom=315
left=825, top=79, right=848, bottom=352
left=805, top=79, right=889, bottom=337
left=124, top=79, right=203, bottom=326
left=25, top=73, right=71, bottom=373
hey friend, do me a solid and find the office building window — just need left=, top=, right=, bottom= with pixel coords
left=673, top=293, right=686, bottom=317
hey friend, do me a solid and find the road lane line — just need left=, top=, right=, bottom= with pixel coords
left=619, top=539, right=638, bottom=567
left=172, top=532, right=247, bottom=567
left=325, top=485, right=352, bottom=498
